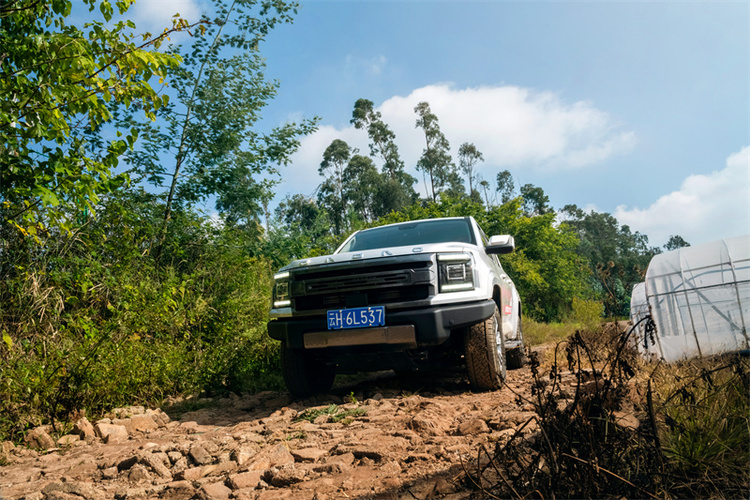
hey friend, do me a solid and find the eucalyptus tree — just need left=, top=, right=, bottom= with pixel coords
left=479, top=179, right=492, bottom=210
left=520, top=184, right=552, bottom=216
left=414, top=101, right=454, bottom=202
left=318, top=139, right=353, bottom=235
left=120, top=0, right=316, bottom=245
left=458, top=142, right=484, bottom=197
left=496, top=170, right=516, bottom=204
left=664, top=235, right=690, bottom=251
left=0, top=0, right=184, bottom=235
left=343, top=155, right=381, bottom=223
left=350, top=98, right=416, bottom=211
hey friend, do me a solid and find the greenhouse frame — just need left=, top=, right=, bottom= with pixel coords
left=633, top=235, right=749, bottom=362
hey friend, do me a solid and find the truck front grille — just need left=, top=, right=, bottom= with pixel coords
left=289, top=258, right=434, bottom=313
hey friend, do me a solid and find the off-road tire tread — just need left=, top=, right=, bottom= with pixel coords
left=506, top=314, right=526, bottom=369
left=464, top=306, right=506, bottom=391
left=506, top=347, right=527, bottom=369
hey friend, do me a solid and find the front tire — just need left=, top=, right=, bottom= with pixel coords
left=464, top=304, right=506, bottom=391
left=281, top=343, right=335, bottom=398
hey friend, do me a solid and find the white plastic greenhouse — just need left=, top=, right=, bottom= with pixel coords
left=629, top=282, right=650, bottom=351
left=632, top=235, right=750, bottom=361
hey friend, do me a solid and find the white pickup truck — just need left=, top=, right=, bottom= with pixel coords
left=268, top=216, right=525, bottom=397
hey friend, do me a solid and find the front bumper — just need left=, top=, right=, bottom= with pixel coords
left=267, top=299, right=496, bottom=350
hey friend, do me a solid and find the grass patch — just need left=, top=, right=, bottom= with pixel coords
left=466, top=322, right=750, bottom=499
left=522, top=316, right=576, bottom=346
left=295, top=404, right=367, bottom=424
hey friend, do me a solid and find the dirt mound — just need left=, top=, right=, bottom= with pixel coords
left=0, top=365, right=545, bottom=500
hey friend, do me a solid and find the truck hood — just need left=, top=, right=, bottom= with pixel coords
left=279, top=242, right=477, bottom=272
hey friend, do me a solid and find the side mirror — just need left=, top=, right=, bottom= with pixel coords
left=486, top=235, right=515, bottom=255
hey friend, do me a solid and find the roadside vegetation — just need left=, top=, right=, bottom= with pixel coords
left=471, top=321, right=750, bottom=499
left=3, top=1, right=746, bottom=497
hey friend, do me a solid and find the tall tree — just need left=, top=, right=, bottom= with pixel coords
left=318, top=139, right=353, bottom=235
left=664, top=235, right=690, bottom=251
left=120, top=0, right=316, bottom=245
left=561, top=205, right=660, bottom=316
left=458, top=143, right=484, bottom=197
left=343, top=155, right=381, bottom=223
left=414, top=101, right=455, bottom=202
left=479, top=179, right=492, bottom=211
left=520, top=183, right=552, bottom=215
left=350, top=98, right=416, bottom=211
left=0, top=0, right=183, bottom=235
left=496, top=170, right=516, bottom=204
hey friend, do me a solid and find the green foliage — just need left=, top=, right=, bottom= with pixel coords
left=567, top=297, right=604, bottom=331
left=351, top=98, right=417, bottom=213
left=414, top=101, right=460, bottom=201
left=561, top=205, right=660, bottom=317
left=119, top=0, right=317, bottom=239
left=657, top=358, right=750, bottom=498
left=521, top=317, right=576, bottom=346
left=0, top=0, right=183, bottom=234
left=458, top=142, right=484, bottom=196
left=0, top=189, right=282, bottom=442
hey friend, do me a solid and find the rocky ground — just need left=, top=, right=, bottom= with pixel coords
left=0, top=357, right=552, bottom=500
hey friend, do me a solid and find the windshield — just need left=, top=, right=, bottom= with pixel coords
left=337, top=218, right=476, bottom=253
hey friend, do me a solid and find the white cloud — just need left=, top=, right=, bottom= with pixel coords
left=614, top=146, right=750, bottom=246
left=129, top=0, right=203, bottom=34
left=345, top=54, right=388, bottom=77
left=276, top=83, right=636, bottom=199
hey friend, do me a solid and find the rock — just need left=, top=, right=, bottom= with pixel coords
left=162, top=480, right=197, bottom=499
left=25, top=427, right=55, bottom=450
left=227, top=470, right=264, bottom=490
left=230, top=446, right=256, bottom=466
left=101, top=466, right=118, bottom=480
left=189, top=444, right=214, bottom=465
left=73, top=455, right=99, bottom=474
left=130, top=414, right=159, bottom=433
left=94, top=423, right=128, bottom=443
left=245, top=443, right=294, bottom=471
left=42, top=481, right=104, bottom=500
left=112, top=418, right=133, bottom=434
left=613, top=411, right=640, bottom=430
left=117, top=455, right=139, bottom=471
left=176, top=466, right=204, bottom=481
left=199, top=481, right=232, bottom=500
left=408, top=415, right=447, bottom=436
left=146, top=408, right=170, bottom=427
left=57, top=434, right=80, bottom=446
left=139, top=452, right=172, bottom=478
left=457, top=418, right=490, bottom=435
left=201, top=461, right=238, bottom=477
left=291, top=447, right=327, bottom=463
left=268, top=465, right=306, bottom=487
left=128, top=463, right=151, bottom=482
left=1, top=440, right=16, bottom=463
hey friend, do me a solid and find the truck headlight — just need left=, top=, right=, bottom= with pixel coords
left=272, top=271, right=291, bottom=308
left=437, top=253, right=474, bottom=292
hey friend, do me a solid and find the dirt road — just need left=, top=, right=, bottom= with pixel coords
left=0, top=360, right=543, bottom=500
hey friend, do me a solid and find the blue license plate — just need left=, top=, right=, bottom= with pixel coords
left=327, top=306, right=385, bottom=330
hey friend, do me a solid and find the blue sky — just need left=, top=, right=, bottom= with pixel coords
left=127, top=0, right=749, bottom=247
